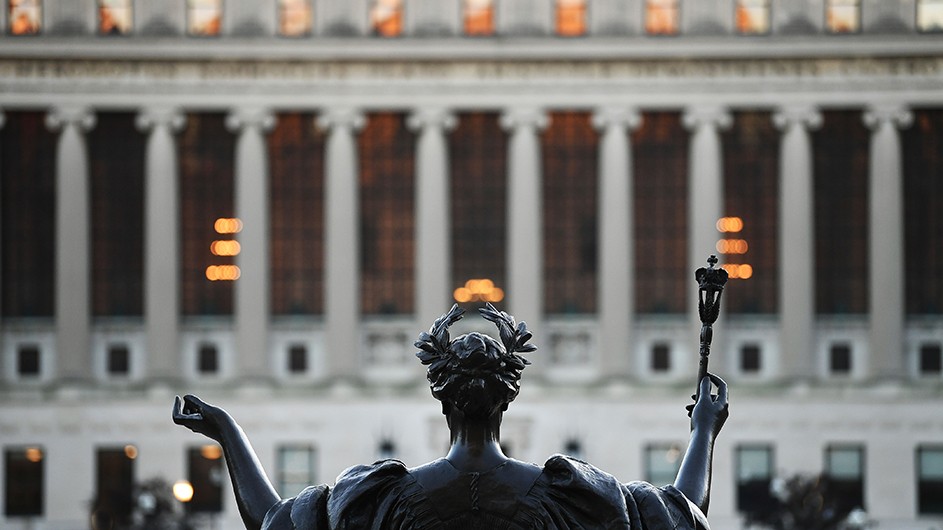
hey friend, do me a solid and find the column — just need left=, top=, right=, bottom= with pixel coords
left=773, top=106, right=822, bottom=380
left=500, top=108, right=548, bottom=333
left=0, top=110, right=4, bottom=314
left=408, top=107, right=457, bottom=328
left=863, top=104, right=912, bottom=380
left=683, top=106, right=731, bottom=375
left=136, top=107, right=185, bottom=383
left=227, top=108, right=276, bottom=382
left=592, top=107, right=642, bottom=379
left=46, top=106, right=96, bottom=383
left=317, top=109, right=365, bottom=380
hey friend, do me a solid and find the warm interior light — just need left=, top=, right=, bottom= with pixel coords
left=210, top=240, right=241, bottom=256
left=454, top=278, right=504, bottom=303
left=722, top=263, right=754, bottom=280
left=205, top=265, right=241, bottom=281
left=716, top=217, right=744, bottom=233
left=716, top=239, right=749, bottom=254
left=124, top=445, right=138, bottom=460
left=172, top=480, right=194, bottom=503
left=201, top=444, right=223, bottom=460
left=214, top=218, right=243, bottom=234
left=24, top=447, right=43, bottom=463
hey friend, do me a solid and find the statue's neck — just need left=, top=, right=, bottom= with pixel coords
left=445, top=412, right=507, bottom=472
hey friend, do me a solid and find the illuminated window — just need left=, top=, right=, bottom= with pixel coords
left=918, top=0, right=943, bottom=32
left=825, top=445, right=864, bottom=512
left=721, top=111, right=778, bottom=314
left=4, top=447, right=44, bottom=516
left=736, top=445, right=775, bottom=513
left=450, top=114, right=508, bottom=309
left=93, top=447, right=135, bottom=527
left=826, top=0, right=860, bottom=33
left=90, top=113, right=145, bottom=317
left=463, top=0, right=494, bottom=36
left=179, top=114, right=235, bottom=316
left=542, top=112, right=598, bottom=314
left=7, top=0, right=41, bottom=35
left=645, top=444, right=682, bottom=486
left=187, top=446, right=223, bottom=513
left=278, top=0, right=312, bottom=37
left=269, top=113, right=325, bottom=315
left=1, top=111, right=56, bottom=318
left=918, top=446, right=943, bottom=514
left=645, top=0, right=678, bottom=35
left=359, top=113, right=415, bottom=315
left=736, top=0, right=770, bottom=34
left=98, top=0, right=131, bottom=35
left=904, top=109, right=943, bottom=314
left=813, top=111, right=869, bottom=315
left=370, top=0, right=402, bottom=37
left=556, top=0, right=586, bottom=36
left=187, top=0, right=222, bottom=36
left=278, top=445, right=315, bottom=497
left=634, top=112, right=688, bottom=314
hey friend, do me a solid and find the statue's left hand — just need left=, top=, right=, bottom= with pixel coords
left=173, top=394, right=231, bottom=442
left=686, top=373, right=729, bottom=438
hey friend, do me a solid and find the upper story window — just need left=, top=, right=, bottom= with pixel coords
left=736, top=0, right=770, bottom=35
left=645, top=0, right=678, bottom=35
left=8, top=0, right=41, bottom=35
left=187, top=0, right=222, bottom=36
left=278, top=0, right=312, bottom=37
left=98, top=0, right=131, bottom=35
left=556, top=0, right=586, bottom=37
left=463, top=0, right=494, bottom=36
left=370, top=0, right=403, bottom=37
left=826, top=0, right=860, bottom=33
left=918, top=0, right=943, bottom=32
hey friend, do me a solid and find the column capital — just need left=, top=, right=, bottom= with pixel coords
left=45, top=106, right=96, bottom=133
left=863, top=104, right=913, bottom=131
left=500, top=107, right=549, bottom=132
left=592, top=107, right=642, bottom=132
left=407, top=107, right=457, bottom=132
left=772, top=105, right=823, bottom=132
left=317, top=107, right=366, bottom=132
left=682, top=106, right=732, bottom=132
left=135, top=107, right=186, bottom=133
left=225, top=107, right=276, bottom=134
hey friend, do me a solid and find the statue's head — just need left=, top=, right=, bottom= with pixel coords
left=415, top=304, right=536, bottom=419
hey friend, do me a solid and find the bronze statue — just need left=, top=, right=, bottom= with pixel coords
left=174, top=303, right=729, bottom=529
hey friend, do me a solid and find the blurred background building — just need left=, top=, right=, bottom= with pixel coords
left=1, top=0, right=942, bottom=528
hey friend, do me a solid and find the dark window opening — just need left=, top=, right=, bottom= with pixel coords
left=4, top=447, right=44, bottom=516
left=904, top=109, right=943, bottom=314
left=187, top=446, right=223, bottom=513
left=651, top=343, right=671, bottom=372
left=825, top=445, right=865, bottom=512
left=563, top=439, right=582, bottom=459
left=920, top=343, right=942, bottom=374
left=736, top=445, right=776, bottom=515
left=378, top=439, right=396, bottom=459
left=288, top=344, right=307, bottom=374
left=92, top=447, right=135, bottom=528
left=918, top=446, right=943, bottom=514
left=17, top=345, right=40, bottom=377
left=197, top=344, right=218, bottom=374
left=830, top=343, right=853, bottom=375
left=107, top=344, right=130, bottom=375
left=740, top=344, right=762, bottom=373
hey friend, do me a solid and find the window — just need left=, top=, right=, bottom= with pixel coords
left=920, top=343, right=942, bottom=375
left=556, top=0, right=586, bottom=36
left=17, top=345, right=40, bottom=377
left=651, top=343, right=671, bottom=372
left=740, top=344, right=761, bottom=373
left=463, top=0, right=494, bottom=35
left=918, top=0, right=943, bottom=32
left=278, top=0, right=312, bottom=36
left=829, top=343, right=852, bottom=375
left=542, top=112, right=598, bottom=315
left=634, top=112, right=688, bottom=314
left=93, top=447, right=136, bottom=527
left=269, top=113, right=325, bottom=315
left=358, top=113, right=416, bottom=315
left=287, top=344, right=307, bottom=374
left=736, top=445, right=775, bottom=514
left=8, top=0, right=41, bottom=35
left=904, top=110, right=943, bottom=315
left=1, top=111, right=56, bottom=318
left=277, top=445, right=315, bottom=497
left=197, top=344, right=218, bottom=374
left=735, top=0, right=770, bottom=34
left=918, top=446, right=943, bottom=514
left=563, top=439, right=582, bottom=459
left=98, top=0, right=132, bottom=35
left=107, top=344, right=130, bottom=375
left=187, top=0, right=222, bottom=36
left=370, top=0, right=402, bottom=37
left=4, top=447, right=43, bottom=516
left=187, top=446, right=223, bottom=513
left=378, top=439, right=396, bottom=459
left=645, top=0, right=678, bottom=35
left=825, top=445, right=864, bottom=512
left=826, top=0, right=859, bottom=33
left=450, top=113, right=508, bottom=310
left=645, top=444, right=682, bottom=486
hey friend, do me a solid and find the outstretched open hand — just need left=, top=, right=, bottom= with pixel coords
left=686, top=373, right=729, bottom=438
left=172, top=394, right=230, bottom=442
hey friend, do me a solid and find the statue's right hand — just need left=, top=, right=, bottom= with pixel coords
left=173, top=394, right=230, bottom=442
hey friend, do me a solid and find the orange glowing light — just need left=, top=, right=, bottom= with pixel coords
left=214, top=218, right=243, bottom=234
left=210, top=240, right=241, bottom=256
left=124, top=445, right=138, bottom=459
left=205, top=265, right=241, bottom=281
left=173, top=480, right=194, bottom=503
left=722, top=263, right=754, bottom=280
left=556, top=0, right=586, bottom=36
left=454, top=278, right=504, bottom=303
left=201, top=444, right=222, bottom=460
left=25, top=447, right=43, bottom=463
left=464, top=0, right=494, bottom=35
left=716, top=217, right=744, bottom=233
left=716, top=239, right=749, bottom=254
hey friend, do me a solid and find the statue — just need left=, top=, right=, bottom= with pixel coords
left=173, top=303, right=729, bottom=529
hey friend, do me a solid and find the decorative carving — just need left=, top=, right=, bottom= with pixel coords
left=500, top=107, right=549, bottom=131
left=134, top=107, right=185, bottom=133
left=863, top=104, right=913, bottom=130
left=316, top=107, right=366, bottom=132
left=225, top=107, right=276, bottom=133
left=592, top=107, right=642, bottom=132
left=44, top=106, right=96, bottom=133
left=772, top=106, right=823, bottom=132
left=682, top=106, right=732, bottom=132
left=407, top=107, right=457, bottom=132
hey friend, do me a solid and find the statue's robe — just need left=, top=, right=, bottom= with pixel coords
left=262, top=455, right=709, bottom=529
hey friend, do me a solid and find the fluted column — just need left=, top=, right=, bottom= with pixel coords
left=773, top=106, right=822, bottom=380
left=136, top=108, right=185, bottom=383
left=408, top=108, right=457, bottom=328
left=593, top=107, right=642, bottom=379
left=46, top=106, right=96, bottom=383
left=227, top=108, right=276, bottom=382
left=318, top=109, right=365, bottom=381
left=863, top=105, right=912, bottom=380
left=683, top=106, right=731, bottom=375
left=500, top=108, right=548, bottom=334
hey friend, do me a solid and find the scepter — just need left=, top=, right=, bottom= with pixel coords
left=695, top=255, right=728, bottom=395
